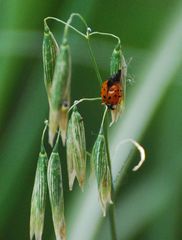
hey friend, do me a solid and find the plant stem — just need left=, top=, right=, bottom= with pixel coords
left=89, top=31, right=121, bottom=46
left=109, top=204, right=117, bottom=240
left=86, top=31, right=103, bottom=86
left=87, top=26, right=119, bottom=240
left=63, top=13, right=88, bottom=41
left=44, top=15, right=122, bottom=88
left=44, top=16, right=87, bottom=39
left=104, top=114, right=118, bottom=240
left=68, top=97, right=101, bottom=112
left=40, top=120, right=48, bottom=153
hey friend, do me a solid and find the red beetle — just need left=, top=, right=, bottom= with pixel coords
left=101, top=70, right=123, bottom=110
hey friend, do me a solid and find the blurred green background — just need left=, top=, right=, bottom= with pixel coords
left=0, top=0, right=182, bottom=239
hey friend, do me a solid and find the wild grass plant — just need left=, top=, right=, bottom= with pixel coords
left=0, top=0, right=181, bottom=239
left=30, top=13, right=146, bottom=240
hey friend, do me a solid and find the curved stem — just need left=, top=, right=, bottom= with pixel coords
left=63, top=13, right=88, bottom=41
left=89, top=31, right=121, bottom=46
left=40, top=120, right=48, bottom=153
left=86, top=31, right=121, bottom=86
left=86, top=30, right=103, bottom=86
left=114, top=138, right=145, bottom=171
left=44, top=16, right=87, bottom=39
left=68, top=97, right=101, bottom=112
left=71, top=13, right=88, bottom=30
left=44, top=15, right=104, bottom=86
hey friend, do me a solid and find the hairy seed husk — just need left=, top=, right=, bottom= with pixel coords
left=59, top=102, right=70, bottom=146
left=66, top=119, right=76, bottom=190
left=47, top=150, right=66, bottom=240
left=42, top=23, right=59, bottom=101
left=71, top=109, right=86, bottom=190
left=51, top=42, right=71, bottom=111
left=110, top=43, right=122, bottom=76
left=48, top=42, right=71, bottom=146
left=110, top=44, right=127, bottom=125
left=66, top=107, right=86, bottom=191
left=30, top=150, right=48, bottom=240
left=91, top=133, right=112, bottom=216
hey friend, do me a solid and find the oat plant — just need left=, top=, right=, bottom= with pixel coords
left=30, top=13, right=145, bottom=240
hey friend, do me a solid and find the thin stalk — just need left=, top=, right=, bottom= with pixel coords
left=89, top=31, right=120, bottom=46
left=86, top=31, right=103, bottom=86
left=44, top=16, right=87, bottom=39
left=104, top=114, right=118, bottom=240
left=87, top=27, right=119, bottom=239
left=44, top=15, right=121, bottom=87
left=40, top=120, right=48, bottom=153
left=70, top=13, right=88, bottom=29
left=68, top=97, right=101, bottom=112
left=63, top=13, right=88, bottom=41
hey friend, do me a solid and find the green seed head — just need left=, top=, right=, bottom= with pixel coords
left=58, top=101, right=70, bottom=146
left=50, top=42, right=71, bottom=111
left=48, top=107, right=59, bottom=147
left=30, top=150, right=48, bottom=240
left=66, top=119, right=76, bottom=190
left=48, top=102, right=70, bottom=147
left=110, top=43, right=122, bottom=76
left=99, top=166, right=112, bottom=216
left=91, top=133, right=112, bottom=216
left=42, top=23, right=59, bottom=102
left=109, top=44, right=127, bottom=126
left=47, top=149, right=66, bottom=240
left=48, top=41, right=71, bottom=146
left=66, top=107, right=86, bottom=191
left=110, top=43, right=127, bottom=83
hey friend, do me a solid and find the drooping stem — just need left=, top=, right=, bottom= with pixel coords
left=89, top=31, right=121, bottom=46
left=44, top=15, right=121, bottom=88
left=40, top=120, right=48, bottom=153
left=68, top=97, right=101, bottom=112
left=86, top=30, right=121, bottom=86
left=63, top=13, right=88, bottom=42
left=86, top=31, right=103, bottom=86
left=44, top=16, right=87, bottom=39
